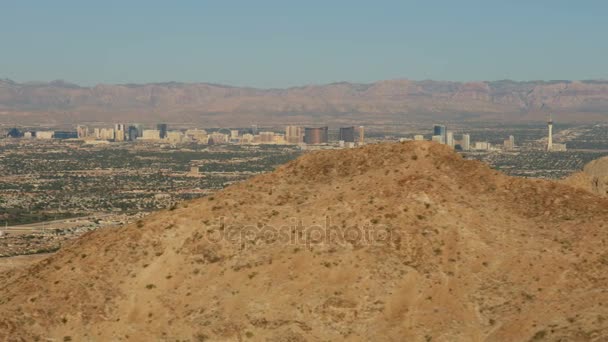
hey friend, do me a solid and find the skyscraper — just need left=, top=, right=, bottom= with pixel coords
left=259, top=132, right=275, bottom=143
left=359, top=126, right=365, bottom=144
left=462, top=134, right=471, bottom=151
left=547, top=116, right=553, bottom=151
left=433, top=124, right=447, bottom=144
left=114, top=123, right=126, bottom=141
left=134, top=123, right=144, bottom=138
left=142, top=129, right=161, bottom=140
left=446, top=131, right=454, bottom=148
left=304, top=127, right=328, bottom=144
left=77, top=125, right=88, bottom=138
left=504, top=135, right=515, bottom=151
left=339, top=126, right=355, bottom=143
left=157, top=123, right=168, bottom=139
left=285, top=126, right=303, bottom=144
left=128, top=125, right=139, bottom=141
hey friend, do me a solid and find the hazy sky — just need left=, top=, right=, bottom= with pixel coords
left=1, top=0, right=607, bottom=88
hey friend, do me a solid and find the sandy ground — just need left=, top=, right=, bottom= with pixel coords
left=0, top=254, right=52, bottom=273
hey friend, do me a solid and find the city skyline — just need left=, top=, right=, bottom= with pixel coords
left=5, top=120, right=559, bottom=153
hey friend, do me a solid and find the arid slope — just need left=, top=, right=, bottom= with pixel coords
left=1, top=142, right=608, bottom=341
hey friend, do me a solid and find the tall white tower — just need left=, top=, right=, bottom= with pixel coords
left=359, top=126, right=365, bottom=144
left=547, top=115, right=553, bottom=151
left=446, top=131, right=454, bottom=148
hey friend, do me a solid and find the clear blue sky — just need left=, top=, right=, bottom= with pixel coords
left=1, top=0, right=607, bottom=88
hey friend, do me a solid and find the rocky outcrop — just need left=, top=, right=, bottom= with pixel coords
left=564, top=156, right=608, bottom=197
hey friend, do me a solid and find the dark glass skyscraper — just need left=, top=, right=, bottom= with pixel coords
left=128, top=126, right=139, bottom=141
left=304, top=127, right=328, bottom=144
left=433, top=124, right=447, bottom=144
left=157, top=123, right=168, bottom=139
left=339, top=127, right=355, bottom=142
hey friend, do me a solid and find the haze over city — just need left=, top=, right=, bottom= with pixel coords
left=2, top=1, right=608, bottom=341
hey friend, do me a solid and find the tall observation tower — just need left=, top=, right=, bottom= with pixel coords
left=547, top=115, right=553, bottom=151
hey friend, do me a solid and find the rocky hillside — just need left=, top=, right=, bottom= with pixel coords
left=2, top=79, right=608, bottom=124
left=1, top=142, right=608, bottom=341
left=563, top=156, right=608, bottom=197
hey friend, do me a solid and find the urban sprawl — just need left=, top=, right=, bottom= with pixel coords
left=4, top=117, right=565, bottom=152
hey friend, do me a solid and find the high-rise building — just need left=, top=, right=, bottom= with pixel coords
left=504, top=135, right=515, bottom=151
left=259, top=131, right=275, bottom=143
left=474, top=141, right=490, bottom=150
left=208, top=132, right=229, bottom=144
left=77, top=125, right=88, bottom=138
left=462, top=134, right=471, bottom=151
left=273, top=134, right=286, bottom=144
left=339, top=127, right=355, bottom=143
left=99, top=128, right=115, bottom=140
left=157, top=123, right=168, bottom=139
left=166, top=131, right=184, bottom=143
left=359, top=126, right=365, bottom=144
left=327, top=128, right=340, bottom=142
left=250, top=124, right=259, bottom=135
left=241, top=133, right=254, bottom=143
left=230, top=130, right=239, bottom=139
left=431, top=135, right=443, bottom=143
left=142, top=129, right=161, bottom=140
left=114, top=124, right=126, bottom=141
left=134, top=124, right=144, bottom=138
left=433, top=124, right=447, bottom=144
left=127, top=126, right=139, bottom=141
left=304, top=127, right=328, bottom=144
left=547, top=116, right=553, bottom=151
left=285, top=126, right=303, bottom=144
left=446, top=131, right=454, bottom=148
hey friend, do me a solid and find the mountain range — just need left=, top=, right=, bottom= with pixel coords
left=2, top=79, right=608, bottom=125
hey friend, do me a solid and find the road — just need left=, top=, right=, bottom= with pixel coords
left=1, top=214, right=113, bottom=235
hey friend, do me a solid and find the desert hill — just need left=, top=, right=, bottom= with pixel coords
left=1, top=142, right=608, bottom=341
left=3, top=79, right=608, bottom=125
left=563, top=156, right=608, bottom=197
